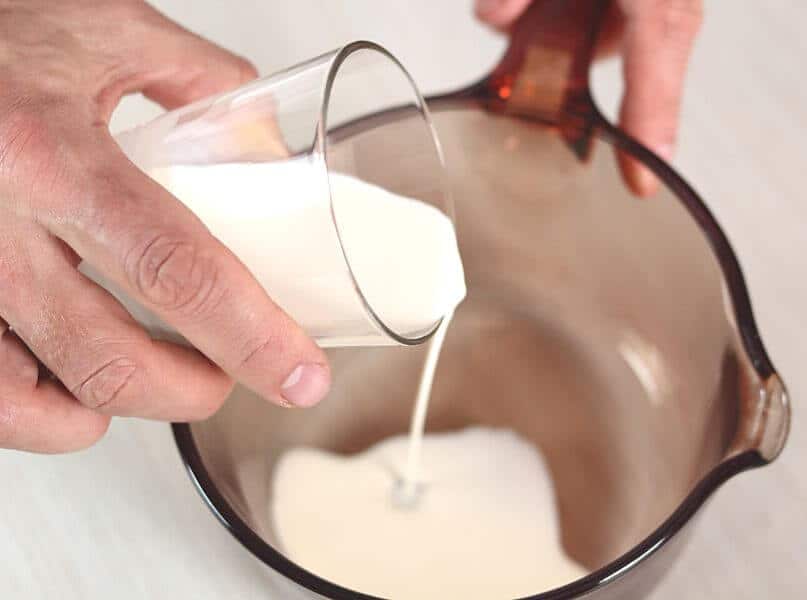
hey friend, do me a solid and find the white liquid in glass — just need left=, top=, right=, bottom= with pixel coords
left=82, top=158, right=467, bottom=348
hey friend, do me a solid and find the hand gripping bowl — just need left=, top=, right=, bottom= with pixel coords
left=170, top=1, right=791, bottom=598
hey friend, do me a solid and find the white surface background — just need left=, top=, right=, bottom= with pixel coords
left=2, top=1, right=805, bottom=598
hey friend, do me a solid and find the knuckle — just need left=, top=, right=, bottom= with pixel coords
left=126, top=234, right=227, bottom=320
left=0, top=104, right=60, bottom=189
left=238, top=333, right=285, bottom=373
left=70, top=165, right=143, bottom=242
left=0, top=107, right=47, bottom=168
left=71, top=356, right=138, bottom=411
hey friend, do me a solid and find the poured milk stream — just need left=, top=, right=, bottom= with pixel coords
left=108, top=158, right=585, bottom=595
left=273, top=428, right=587, bottom=599
left=396, top=310, right=454, bottom=505
left=273, top=318, right=587, bottom=598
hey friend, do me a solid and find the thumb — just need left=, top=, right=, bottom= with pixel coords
left=617, top=1, right=702, bottom=196
left=136, top=7, right=258, bottom=109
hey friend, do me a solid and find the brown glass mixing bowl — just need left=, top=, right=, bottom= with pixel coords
left=172, top=1, right=790, bottom=598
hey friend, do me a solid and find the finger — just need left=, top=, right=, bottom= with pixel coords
left=88, top=4, right=258, bottom=119
left=35, top=131, right=330, bottom=409
left=0, top=219, right=234, bottom=421
left=475, top=0, right=534, bottom=31
left=617, top=0, right=703, bottom=196
left=135, top=14, right=287, bottom=162
left=0, top=318, right=39, bottom=391
left=136, top=3, right=259, bottom=109
left=143, top=93, right=291, bottom=165
left=0, top=318, right=110, bottom=453
left=0, top=378, right=111, bottom=454
left=475, top=0, right=625, bottom=55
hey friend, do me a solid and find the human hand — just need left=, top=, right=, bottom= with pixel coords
left=0, top=0, right=330, bottom=453
left=476, top=0, right=703, bottom=196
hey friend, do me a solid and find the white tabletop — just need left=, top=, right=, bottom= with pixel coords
left=2, top=1, right=805, bottom=598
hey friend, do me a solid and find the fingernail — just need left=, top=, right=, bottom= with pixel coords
left=476, top=0, right=504, bottom=14
left=281, top=363, right=330, bottom=408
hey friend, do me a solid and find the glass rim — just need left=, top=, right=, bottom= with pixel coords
left=315, top=40, right=452, bottom=346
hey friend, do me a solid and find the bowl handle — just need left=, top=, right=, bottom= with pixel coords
left=486, top=0, right=608, bottom=159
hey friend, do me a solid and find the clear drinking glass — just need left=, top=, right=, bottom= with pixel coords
left=86, top=42, right=453, bottom=347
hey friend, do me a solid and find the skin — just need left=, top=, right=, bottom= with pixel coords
left=0, top=0, right=702, bottom=453
left=0, top=0, right=330, bottom=453
left=476, top=0, right=704, bottom=196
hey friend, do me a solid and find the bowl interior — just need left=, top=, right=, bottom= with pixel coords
left=187, top=103, right=749, bottom=592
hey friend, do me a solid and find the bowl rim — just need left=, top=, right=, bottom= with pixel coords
left=171, top=83, right=788, bottom=600
left=172, top=422, right=764, bottom=599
